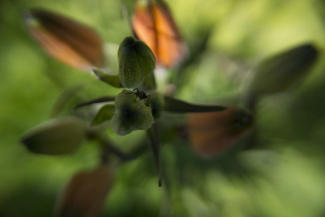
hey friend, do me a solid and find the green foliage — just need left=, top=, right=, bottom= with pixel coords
left=2, top=0, right=325, bottom=217
left=92, top=104, right=116, bottom=126
left=92, top=68, right=122, bottom=88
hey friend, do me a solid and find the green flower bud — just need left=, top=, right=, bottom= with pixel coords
left=111, top=89, right=154, bottom=136
left=118, top=36, right=156, bottom=88
left=21, top=117, right=87, bottom=155
left=250, top=43, right=318, bottom=96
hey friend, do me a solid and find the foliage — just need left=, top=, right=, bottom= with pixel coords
left=1, top=0, right=325, bottom=217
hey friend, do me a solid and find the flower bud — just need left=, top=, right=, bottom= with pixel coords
left=21, top=117, right=87, bottom=155
left=250, top=43, right=318, bottom=96
left=111, top=89, right=154, bottom=135
left=118, top=36, right=156, bottom=88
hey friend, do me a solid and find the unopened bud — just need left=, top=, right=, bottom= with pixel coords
left=118, top=37, right=155, bottom=88
left=250, top=43, right=318, bottom=95
left=21, top=117, right=86, bottom=155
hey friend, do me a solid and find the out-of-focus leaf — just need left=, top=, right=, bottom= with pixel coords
left=74, top=96, right=116, bottom=110
left=250, top=43, right=318, bottom=95
left=92, top=104, right=115, bottom=126
left=92, top=68, right=122, bottom=88
left=21, top=117, right=87, bottom=155
left=163, top=96, right=226, bottom=113
left=133, top=0, right=187, bottom=68
left=118, top=36, right=156, bottom=88
left=188, top=106, right=253, bottom=157
left=50, top=84, right=84, bottom=117
left=54, top=165, right=114, bottom=217
left=25, top=8, right=105, bottom=70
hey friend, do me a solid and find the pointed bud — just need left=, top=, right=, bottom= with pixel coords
left=188, top=106, right=253, bottom=157
left=54, top=165, right=113, bottom=217
left=111, top=89, right=154, bottom=135
left=21, top=117, right=87, bottom=155
left=24, top=9, right=105, bottom=70
left=250, top=43, right=318, bottom=95
left=118, top=36, right=156, bottom=88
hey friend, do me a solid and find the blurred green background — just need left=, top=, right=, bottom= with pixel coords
left=1, top=0, right=325, bottom=216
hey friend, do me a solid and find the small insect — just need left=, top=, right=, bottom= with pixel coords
left=129, top=88, right=151, bottom=105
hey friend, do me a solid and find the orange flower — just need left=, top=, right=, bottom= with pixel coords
left=133, top=0, right=187, bottom=68
left=54, top=165, right=113, bottom=217
left=188, top=106, right=254, bottom=157
left=25, top=9, right=105, bottom=70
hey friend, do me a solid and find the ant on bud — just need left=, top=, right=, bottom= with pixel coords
left=129, top=88, right=151, bottom=106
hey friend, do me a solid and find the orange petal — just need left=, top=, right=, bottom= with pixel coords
left=133, top=0, right=187, bottom=68
left=188, top=106, right=254, bottom=157
left=25, top=9, right=105, bottom=70
left=54, top=166, right=113, bottom=217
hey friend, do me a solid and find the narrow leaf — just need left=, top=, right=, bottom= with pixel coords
left=92, top=104, right=115, bottom=126
left=74, top=96, right=116, bottom=109
left=92, top=68, right=122, bottom=88
left=163, top=96, right=227, bottom=113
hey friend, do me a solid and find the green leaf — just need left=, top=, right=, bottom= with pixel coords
left=163, top=96, right=227, bottom=113
left=92, top=104, right=115, bottom=126
left=92, top=68, right=122, bottom=88
left=74, top=96, right=116, bottom=109
left=250, top=43, right=318, bottom=95
left=21, top=117, right=87, bottom=155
